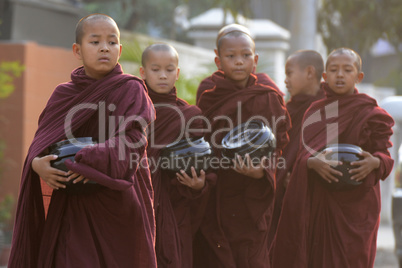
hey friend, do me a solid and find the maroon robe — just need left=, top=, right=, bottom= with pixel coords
left=146, top=87, right=217, bottom=268
left=196, top=72, right=284, bottom=104
left=268, top=87, right=325, bottom=246
left=8, top=64, right=157, bottom=268
left=272, top=83, right=394, bottom=268
left=195, top=71, right=290, bottom=268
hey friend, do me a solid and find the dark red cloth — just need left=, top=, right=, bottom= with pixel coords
left=146, top=86, right=217, bottom=268
left=9, top=64, right=157, bottom=268
left=196, top=72, right=284, bottom=104
left=268, top=87, right=325, bottom=246
left=272, top=83, right=394, bottom=268
left=195, top=70, right=290, bottom=267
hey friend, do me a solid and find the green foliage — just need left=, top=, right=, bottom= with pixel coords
left=175, top=75, right=205, bottom=105
left=374, top=68, right=402, bottom=95
left=0, top=61, right=25, bottom=98
left=318, top=0, right=402, bottom=53
left=0, top=195, right=13, bottom=226
left=120, top=38, right=152, bottom=66
left=82, top=0, right=249, bottom=41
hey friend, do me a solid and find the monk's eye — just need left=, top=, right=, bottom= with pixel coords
left=91, top=41, right=99, bottom=44
left=109, top=41, right=117, bottom=45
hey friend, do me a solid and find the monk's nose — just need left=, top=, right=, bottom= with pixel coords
left=160, top=72, right=167, bottom=79
left=100, top=44, right=109, bottom=52
left=235, top=57, right=243, bottom=65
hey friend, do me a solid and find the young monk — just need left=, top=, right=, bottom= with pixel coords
left=8, top=14, right=157, bottom=267
left=195, top=29, right=290, bottom=267
left=140, top=43, right=217, bottom=268
left=272, top=48, right=394, bottom=268
left=195, top=23, right=283, bottom=103
left=268, top=50, right=325, bottom=245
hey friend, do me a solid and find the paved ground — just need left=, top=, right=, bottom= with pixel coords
left=374, top=222, right=399, bottom=268
left=0, top=222, right=399, bottom=268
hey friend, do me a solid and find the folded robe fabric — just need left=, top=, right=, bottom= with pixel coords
left=196, top=72, right=284, bottom=104
left=272, top=83, right=394, bottom=268
left=146, top=86, right=217, bottom=268
left=269, top=87, right=325, bottom=246
left=9, top=64, right=157, bottom=268
left=196, top=70, right=290, bottom=268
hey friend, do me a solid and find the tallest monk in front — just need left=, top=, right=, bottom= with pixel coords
left=8, top=14, right=157, bottom=267
left=195, top=29, right=290, bottom=267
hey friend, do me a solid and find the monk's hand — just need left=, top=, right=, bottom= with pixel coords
left=66, top=171, right=89, bottom=184
left=232, top=154, right=266, bottom=179
left=176, top=167, right=206, bottom=191
left=349, top=151, right=380, bottom=182
left=307, top=149, right=342, bottom=183
left=32, top=155, right=69, bottom=190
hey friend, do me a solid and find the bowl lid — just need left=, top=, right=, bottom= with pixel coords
left=222, top=120, right=276, bottom=153
left=324, top=144, right=363, bottom=154
left=161, top=136, right=212, bottom=158
left=48, top=137, right=96, bottom=157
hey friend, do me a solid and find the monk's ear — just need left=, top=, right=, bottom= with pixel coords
left=356, top=72, right=364, bottom=84
left=322, top=72, right=327, bottom=82
left=306, top=66, right=315, bottom=79
left=176, top=67, right=180, bottom=81
left=214, top=48, right=218, bottom=57
left=72, top=43, right=82, bottom=60
left=254, top=53, right=259, bottom=66
left=215, top=56, right=222, bottom=70
left=139, top=66, right=146, bottom=80
left=118, top=44, right=123, bottom=58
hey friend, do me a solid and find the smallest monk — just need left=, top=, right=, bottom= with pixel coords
left=272, top=48, right=394, bottom=268
left=140, top=43, right=217, bottom=268
left=268, top=50, right=325, bottom=247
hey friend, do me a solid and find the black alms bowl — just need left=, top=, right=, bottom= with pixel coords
left=160, top=136, right=213, bottom=176
left=48, top=137, right=96, bottom=186
left=221, top=120, right=276, bottom=164
left=322, top=143, right=364, bottom=191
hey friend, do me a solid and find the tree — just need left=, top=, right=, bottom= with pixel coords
left=0, top=61, right=23, bottom=249
left=82, top=0, right=252, bottom=41
left=318, top=0, right=402, bottom=93
left=318, top=0, right=402, bottom=53
left=0, top=61, right=24, bottom=98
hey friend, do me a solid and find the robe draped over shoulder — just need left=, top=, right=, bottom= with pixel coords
left=146, top=87, right=217, bottom=268
left=195, top=71, right=290, bottom=268
left=272, top=83, right=394, bottom=268
left=9, top=64, right=157, bottom=268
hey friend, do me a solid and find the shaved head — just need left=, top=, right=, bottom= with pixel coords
left=326, top=47, right=362, bottom=72
left=141, top=43, right=179, bottom=67
left=288, top=50, right=324, bottom=81
left=216, top=23, right=252, bottom=48
left=75, top=13, right=119, bottom=44
left=217, top=31, right=255, bottom=56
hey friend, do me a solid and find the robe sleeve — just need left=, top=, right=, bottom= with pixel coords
left=66, top=80, right=155, bottom=190
left=361, top=107, right=394, bottom=186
